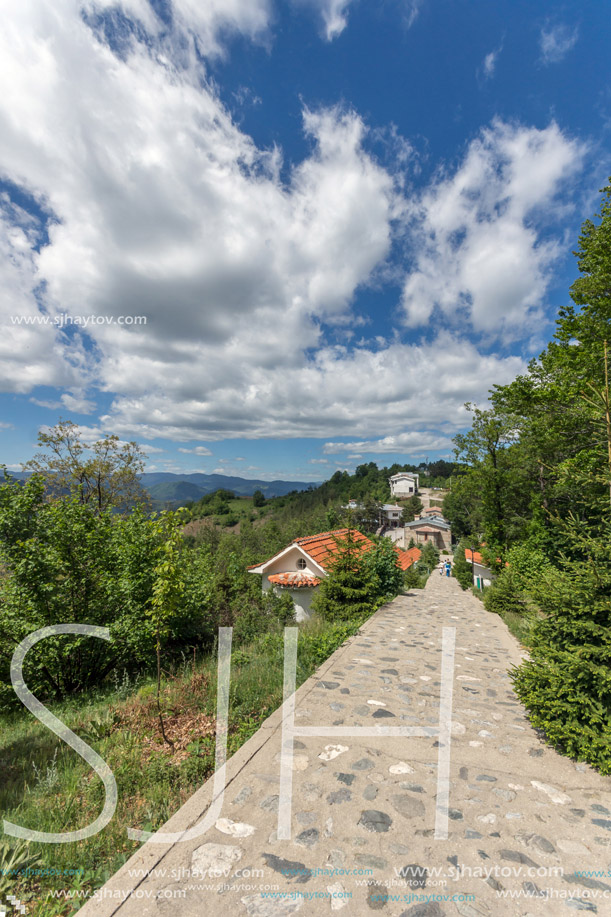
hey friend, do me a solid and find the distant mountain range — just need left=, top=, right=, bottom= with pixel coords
left=140, top=472, right=321, bottom=505
left=2, top=469, right=321, bottom=506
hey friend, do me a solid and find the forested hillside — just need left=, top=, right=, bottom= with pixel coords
left=185, top=458, right=455, bottom=528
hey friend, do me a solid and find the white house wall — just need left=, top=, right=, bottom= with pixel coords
left=283, top=587, right=316, bottom=622
left=384, top=528, right=406, bottom=549
left=472, top=561, right=493, bottom=587
left=391, top=482, right=416, bottom=496
left=261, top=545, right=323, bottom=582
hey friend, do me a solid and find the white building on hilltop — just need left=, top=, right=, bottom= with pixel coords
left=389, top=472, right=419, bottom=498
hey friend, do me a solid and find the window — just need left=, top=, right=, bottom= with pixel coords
left=296, top=558, right=307, bottom=570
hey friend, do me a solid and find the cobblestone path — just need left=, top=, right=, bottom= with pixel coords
left=81, top=572, right=611, bottom=917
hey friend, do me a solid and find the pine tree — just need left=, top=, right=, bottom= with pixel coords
left=311, top=529, right=377, bottom=623
left=452, top=539, right=474, bottom=591
left=512, top=514, right=611, bottom=773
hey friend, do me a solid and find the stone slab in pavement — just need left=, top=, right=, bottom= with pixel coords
left=78, top=572, right=611, bottom=917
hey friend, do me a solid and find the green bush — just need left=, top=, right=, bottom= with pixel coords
left=512, top=517, right=611, bottom=774
left=452, top=539, right=474, bottom=591
left=483, top=543, right=552, bottom=618
left=365, top=537, right=405, bottom=599
left=252, top=489, right=266, bottom=507
left=403, top=564, right=426, bottom=589
left=232, top=591, right=294, bottom=645
left=483, top=572, right=529, bottom=617
left=0, top=478, right=164, bottom=704
left=311, top=530, right=378, bottom=623
left=419, top=541, right=440, bottom=570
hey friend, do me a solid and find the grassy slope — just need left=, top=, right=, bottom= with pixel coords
left=0, top=614, right=373, bottom=915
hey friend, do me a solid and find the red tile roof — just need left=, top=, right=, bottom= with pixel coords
left=248, top=528, right=374, bottom=574
left=293, top=529, right=374, bottom=570
left=394, top=545, right=421, bottom=571
left=425, top=507, right=444, bottom=514
left=268, top=572, right=322, bottom=588
left=465, top=548, right=507, bottom=567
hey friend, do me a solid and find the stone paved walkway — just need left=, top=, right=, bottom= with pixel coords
left=81, top=573, right=611, bottom=917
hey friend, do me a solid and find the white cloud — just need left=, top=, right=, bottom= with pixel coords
left=0, top=1, right=407, bottom=442
left=401, top=120, right=585, bottom=339
left=30, top=393, right=94, bottom=412
left=309, top=458, right=329, bottom=464
left=0, top=2, right=397, bottom=430
left=325, top=432, right=452, bottom=456
left=402, top=0, right=422, bottom=30
left=483, top=51, right=497, bottom=78
left=292, top=0, right=421, bottom=41
left=0, top=422, right=15, bottom=430
left=292, top=0, right=354, bottom=41
left=0, top=3, right=584, bottom=458
left=171, top=0, right=272, bottom=56
left=479, top=44, right=502, bottom=81
left=95, top=331, right=525, bottom=442
left=178, top=446, right=213, bottom=455
left=539, top=22, right=579, bottom=64
left=59, top=392, right=97, bottom=413
left=0, top=194, right=88, bottom=395
left=89, top=0, right=272, bottom=57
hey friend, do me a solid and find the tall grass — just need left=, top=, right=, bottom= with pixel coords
left=0, top=610, right=370, bottom=914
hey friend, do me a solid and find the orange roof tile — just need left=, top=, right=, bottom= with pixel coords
left=268, top=572, right=322, bottom=588
left=294, top=528, right=374, bottom=570
left=394, top=545, right=421, bottom=571
left=465, top=548, right=507, bottom=567
left=248, top=528, right=375, bottom=574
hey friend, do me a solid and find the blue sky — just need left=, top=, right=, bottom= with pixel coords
left=1, top=0, right=610, bottom=481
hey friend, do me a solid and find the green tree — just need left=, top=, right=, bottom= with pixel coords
left=356, top=497, right=380, bottom=533
left=365, top=537, right=404, bottom=599
left=442, top=474, right=483, bottom=541
left=400, top=495, right=423, bottom=524
left=453, top=406, right=520, bottom=558
left=22, top=419, right=148, bottom=513
left=252, top=489, right=266, bottom=507
left=404, top=563, right=424, bottom=589
left=419, top=540, right=440, bottom=572
left=452, top=539, right=474, bottom=591
left=0, top=475, right=158, bottom=704
left=512, top=514, right=611, bottom=773
left=311, top=530, right=377, bottom=623
left=483, top=543, right=553, bottom=618
left=147, top=511, right=186, bottom=745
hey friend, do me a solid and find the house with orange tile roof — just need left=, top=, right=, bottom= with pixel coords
left=394, top=544, right=421, bottom=571
left=248, top=529, right=418, bottom=621
left=464, top=546, right=506, bottom=589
